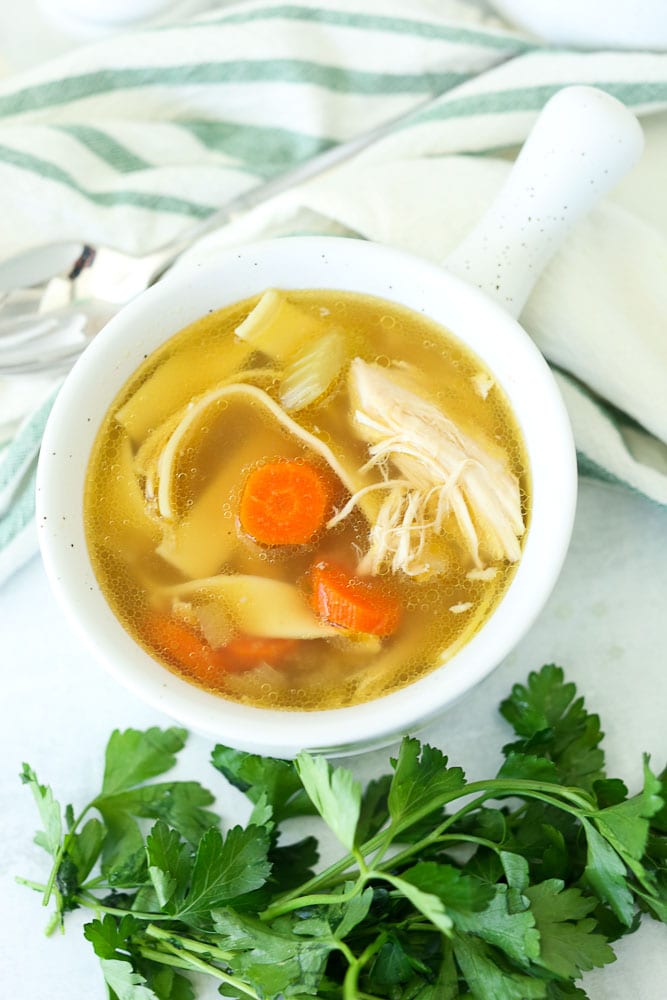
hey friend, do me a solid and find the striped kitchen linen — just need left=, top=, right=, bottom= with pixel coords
left=1, top=0, right=667, bottom=583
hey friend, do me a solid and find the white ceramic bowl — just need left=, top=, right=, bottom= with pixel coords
left=40, top=0, right=193, bottom=29
left=36, top=237, right=574, bottom=757
left=35, top=88, right=643, bottom=756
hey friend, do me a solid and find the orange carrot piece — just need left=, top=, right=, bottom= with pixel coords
left=224, top=635, right=297, bottom=670
left=145, top=614, right=298, bottom=681
left=239, top=459, right=332, bottom=545
left=144, top=614, right=224, bottom=683
left=310, top=560, right=402, bottom=637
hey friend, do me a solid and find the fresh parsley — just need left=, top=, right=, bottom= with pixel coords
left=19, top=665, right=666, bottom=999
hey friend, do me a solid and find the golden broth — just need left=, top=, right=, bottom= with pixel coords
left=84, top=289, right=530, bottom=710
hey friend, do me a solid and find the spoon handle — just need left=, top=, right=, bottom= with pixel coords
left=443, top=85, right=644, bottom=319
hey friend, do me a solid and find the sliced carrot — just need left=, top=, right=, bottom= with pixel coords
left=143, top=613, right=224, bottom=684
left=144, top=613, right=298, bottom=681
left=310, top=560, right=402, bottom=637
left=224, top=635, right=298, bottom=670
left=239, top=459, right=332, bottom=545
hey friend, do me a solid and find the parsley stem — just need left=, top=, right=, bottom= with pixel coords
left=261, top=871, right=368, bottom=922
left=387, top=779, right=591, bottom=845
left=137, top=946, right=196, bottom=971
left=403, top=920, right=442, bottom=933
left=472, top=777, right=595, bottom=811
left=80, top=875, right=106, bottom=890
left=15, top=877, right=48, bottom=893
left=269, top=777, right=592, bottom=909
left=42, top=804, right=91, bottom=907
left=138, top=943, right=259, bottom=998
left=376, top=832, right=502, bottom=874
left=72, top=890, right=178, bottom=922
left=342, top=932, right=388, bottom=1000
left=145, top=923, right=234, bottom=962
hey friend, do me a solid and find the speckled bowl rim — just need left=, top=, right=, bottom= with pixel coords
left=36, top=237, right=577, bottom=757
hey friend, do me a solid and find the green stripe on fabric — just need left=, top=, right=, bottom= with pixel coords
left=54, top=125, right=150, bottom=173
left=0, top=63, right=467, bottom=119
left=576, top=451, right=667, bottom=507
left=53, top=120, right=334, bottom=182
left=196, top=4, right=537, bottom=53
left=410, top=80, right=667, bottom=126
left=555, top=364, right=632, bottom=427
left=0, top=462, right=36, bottom=547
left=0, top=387, right=59, bottom=500
left=0, top=143, right=217, bottom=217
left=555, top=367, right=667, bottom=506
left=180, top=119, right=333, bottom=177
left=577, top=451, right=630, bottom=489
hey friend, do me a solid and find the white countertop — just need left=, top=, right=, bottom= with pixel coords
left=0, top=5, right=666, bottom=999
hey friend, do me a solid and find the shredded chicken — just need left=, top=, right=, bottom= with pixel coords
left=341, top=359, right=525, bottom=576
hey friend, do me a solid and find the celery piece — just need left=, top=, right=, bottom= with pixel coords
left=280, top=327, right=350, bottom=412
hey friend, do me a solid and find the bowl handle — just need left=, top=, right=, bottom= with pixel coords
left=443, top=85, right=644, bottom=319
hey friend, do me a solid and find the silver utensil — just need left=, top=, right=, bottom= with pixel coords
left=0, top=95, right=436, bottom=376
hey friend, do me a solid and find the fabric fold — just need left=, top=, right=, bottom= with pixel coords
left=1, top=0, right=666, bottom=584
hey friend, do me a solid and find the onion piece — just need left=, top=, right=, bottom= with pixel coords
left=164, top=574, right=337, bottom=639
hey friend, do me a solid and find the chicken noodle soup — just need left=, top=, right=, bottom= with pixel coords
left=84, top=289, right=530, bottom=710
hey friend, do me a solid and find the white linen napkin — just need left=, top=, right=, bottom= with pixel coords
left=1, top=0, right=667, bottom=585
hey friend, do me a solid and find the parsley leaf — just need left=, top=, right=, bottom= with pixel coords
left=452, top=936, right=547, bottom=999
left=525, top=880, right=615, bottom=978
left=99, top=958, right=160, bottom=1000
left=100, top=728, right=188, bottom=796
left=331, top=885, right=374, bottom=939
left=100, top=814, right=148, bottom=888
left=295, top=753, right=361, bottom=851
left=211, top=745, right=316, bottom=824
left=545, top=983, right=590, bottom=999
left=212, top=909, right=332, bottom=996
left=66, top=817, right=105, bottom=884
left=368, top=934, right=418, bottom=990
left=581, top=818, right=635, bottom=925
left=176, top=825, right=271, bottom=921
left=20, top=763, right=62, bottom=856
left=500, top=664, right=605, bottom=791
left=498, top=751, right=561, bottom=784
left=406, top=942, right=459, bottom=1000
left=388, top=739, right=466, bottom=831
left=146, top=820, right=192, bottom=911
left=263, top=835, right=319, bottom=897
left=400, top=862, right=494, bottom=914
left=652, top=766, right=667, bottom=831
left=636, top=877, right=667, bottom=923
left=500, top=664, right=577, bottom=737
left=593, top=756, right=663, bottom=863
left=453, top=883, right=541, bottom=965
left=84, top=913, right=139, bottom=959
left=138, top=965, right=195, bottom=1000
left=96, top=781, right=218, bottom=847
left=382, top=871, right=454, bottom=934
left=356, top=773, right=392, bottom=844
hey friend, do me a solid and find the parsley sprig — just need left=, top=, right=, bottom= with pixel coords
left=19, top=664, right=667, bottom=999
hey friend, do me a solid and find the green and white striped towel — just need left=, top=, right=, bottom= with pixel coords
left=1, top=0, right=667, bottom=585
